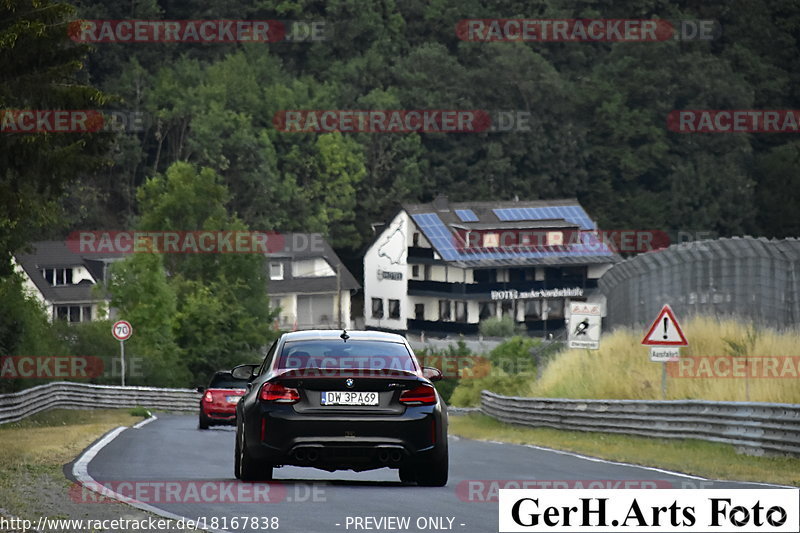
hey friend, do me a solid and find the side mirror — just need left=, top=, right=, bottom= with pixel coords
left=231, top=364, right=258, bottom=381
left=195, top=386, right=205, bottom=393
left=422, top=367, right=443, bottom=382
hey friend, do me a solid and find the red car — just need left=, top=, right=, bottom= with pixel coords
left=197, top=371, right=248, bottom=429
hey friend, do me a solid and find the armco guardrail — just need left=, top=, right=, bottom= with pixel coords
left=0, top=381, right=199, bottom=425
left=481, top=391, right=800, bottom=457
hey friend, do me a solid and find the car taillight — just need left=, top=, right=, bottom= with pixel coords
left=399, top=384, right=437, bottom=405
left=260, top=382, right=300, bottom=403
left=203, top=391, right=213, bottom=402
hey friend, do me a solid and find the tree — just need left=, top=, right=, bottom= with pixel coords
left=135, top=161, right=278, bottom=385
left=0, top=0, right=109, bottom=273
left=107, top=253, right=188, bottom=387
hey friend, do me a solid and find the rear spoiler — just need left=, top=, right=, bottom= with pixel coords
left=275, top=368, right=420, bottom=379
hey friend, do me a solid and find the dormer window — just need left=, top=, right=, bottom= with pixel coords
left=482, top=233, right=499, bottom=247
left=41, top=268, right=73, bottom=286
left=269, top=262, right=284, bottom=280
left=547, top=231, right=564, bottom=246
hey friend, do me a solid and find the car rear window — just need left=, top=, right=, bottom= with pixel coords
left=208, top=373, right=247, bottom=389
left=277, top=340, right=417, bottom=372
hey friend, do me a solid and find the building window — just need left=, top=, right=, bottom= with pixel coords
left=524, top=300, right=542, bottom=320
left=54, top=305, right=91, bottom=323
left=413, top=232, right=420, bottom=246
left=424, top=265, right=431, bottom=280
left=501, top=301, right=516, bottom=318
left=388, top=299, right=400, bottom=319
left=414, top=303, right=425, bottom=320
left=42, top=268, right=73, bottom=286
left=546, top=231, right=564, bottom=246
left=547, top=298, right=565, bottom=319
left=371, top=298, right=384, bottom=319
left=438, top=300, right=451, bottom=321
left=455, top=301, right=467, bottom=322
left=474, top=269, right=497, bottom=283
left=269, top=262, right=284, bottom=280
left=479, top=301, right=496, bottom=320
left=482, top=233, right=499, bottom=247
left=412, top=265, right=419, bottom=278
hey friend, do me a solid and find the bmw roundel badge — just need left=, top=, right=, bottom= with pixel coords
left=345, top=378, right=354, bottom=388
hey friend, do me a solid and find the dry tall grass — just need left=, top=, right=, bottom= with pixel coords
left=529, top=316, right=800, bottom=403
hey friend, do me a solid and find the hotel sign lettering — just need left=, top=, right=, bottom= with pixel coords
left=490, top=287, right=584, bottom=300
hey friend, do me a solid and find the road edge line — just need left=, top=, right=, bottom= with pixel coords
left=71, top=420, right=229, bottom=533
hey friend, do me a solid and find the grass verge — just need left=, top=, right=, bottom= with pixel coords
left=0, top=408, right=145, bottom=519
left=450, top=413, right=800, bottom=487
left=529, top=317, right=800, bottom=402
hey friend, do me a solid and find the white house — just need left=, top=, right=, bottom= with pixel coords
left=13, top=234, right=360, bottom=330
left=266, top=233, right=360, bottom=330
left=13, top=241, right=120, bottom=323
left=363, top=197, right=620, bottom=336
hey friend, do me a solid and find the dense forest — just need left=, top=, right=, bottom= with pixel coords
left=13, top=0, right=800, bottom=254
left=2, top=0, right=799, bottom=388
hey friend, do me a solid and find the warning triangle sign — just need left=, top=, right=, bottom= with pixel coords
left=641, top=304, right=688, bottom=346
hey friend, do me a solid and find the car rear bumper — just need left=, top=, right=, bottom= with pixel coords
left=245, top=405, right=446, bottom=470
left=200, top=403, right=237, bottom=423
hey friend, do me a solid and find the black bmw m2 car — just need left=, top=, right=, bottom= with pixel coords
left=232, top=330, right=448, bottom=486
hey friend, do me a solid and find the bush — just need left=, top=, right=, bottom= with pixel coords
left=129, top=406, right=151, bottom=417
left=488, top=336, right=539, bottom=374
left=416, top=340, right=473, bottom=404
left=449, top=371, right=533, bottom=407
left=478, top=316, right=521, bottom=337
left=447, top=336, right=545, bottom=406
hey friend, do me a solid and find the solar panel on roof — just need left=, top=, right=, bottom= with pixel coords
left=410, top=211, right=613, bottom=262
left=454, top=209, right=478, bottom=222
left=492, top=206, right=596, bottom=230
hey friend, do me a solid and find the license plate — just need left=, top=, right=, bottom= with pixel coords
left=226, top=396, right=240, bottom=403
left=321, top=391, right=379, bottom=406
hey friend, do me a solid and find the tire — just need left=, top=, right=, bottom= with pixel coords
left=415, top=448, right=448, bottom=487
left=398, top=466, right=415, bottom=483
left=198, top=414, right=209, bottom=430
left=236, top=423, right=273, bottom=481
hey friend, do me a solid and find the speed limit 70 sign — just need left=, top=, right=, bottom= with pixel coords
left=112, top=320, right=133, bottom=341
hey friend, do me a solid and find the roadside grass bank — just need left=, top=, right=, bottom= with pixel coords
left=530, top=317, right=800, bottom=402
left=446, top=316, right=800, bottom=405
left=0, top=408, right=146, bottom=524
left=449, top=413, right=800, bottom=487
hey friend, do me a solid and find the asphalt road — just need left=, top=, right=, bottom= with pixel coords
left=82, top=414, right=777, bottom=533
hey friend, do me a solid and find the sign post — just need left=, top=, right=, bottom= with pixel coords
left=112, top=320, right=133, bottom=386
left=642, top=305, right=687, bottom=399
left=568, top=302, right=602, bottom=350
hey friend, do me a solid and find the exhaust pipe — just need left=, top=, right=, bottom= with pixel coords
left=377, top=450, right=390, bottom=463
left=306, top=449, right=319, bottom=463
left=294, top=449, right=306, bottom=462
left=390, top=450, right=402, bottom=463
